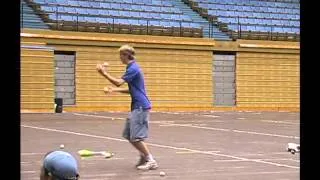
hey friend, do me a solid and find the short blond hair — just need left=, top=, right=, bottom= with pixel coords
left=118, top=44, right=135, bottom=56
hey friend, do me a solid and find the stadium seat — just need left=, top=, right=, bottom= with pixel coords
left=24, top=0, right=204, bottom=37
left=101, top=3, right=110, bottom=9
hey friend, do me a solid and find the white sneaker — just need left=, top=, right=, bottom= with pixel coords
left=137, top=160, right=158, bottom=170
left=135, top=156, right=146, bottom=167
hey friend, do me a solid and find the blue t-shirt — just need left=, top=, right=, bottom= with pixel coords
left=43, top=151, right=79, bottom=179
left=121, top=61, right=151, bottom=111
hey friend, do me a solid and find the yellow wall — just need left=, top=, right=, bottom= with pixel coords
left=20, top=29, right=300, bottom=112
left=73, top=48, right=213, bottom=111
left=21, top=45, right=55, bottom=112
left=21, top=29, right=214, bottom=112
left=236, top=40, right=300, bottom=111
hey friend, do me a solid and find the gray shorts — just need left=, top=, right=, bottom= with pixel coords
left=123, top=108, right=150, bottom=142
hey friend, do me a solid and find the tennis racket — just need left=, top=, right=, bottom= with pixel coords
left=78, top=149, right=114, bottom=158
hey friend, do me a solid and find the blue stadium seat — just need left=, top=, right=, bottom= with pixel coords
left=273, top=27, right=283, bottom=33
left=130, top=4, right=139, bottom=11
left=26, top=0, right=297, bottom=38
left=138, top=19, right=148, bottom=26
left=160, top=14, right=170, bottom=20
left=255, top=26, right=263, bottom=32
left=85, top=16, right=96, bottom=22
left=181, top=22, right=190, bottom=28
left=293, top=28, right=300, bottom=34
left=134, top=0, right=143, bottom=4
left=123, top=0, right=133, bottom=3
left=163, top=1, right=172, bottom=6
left=78, top=8, right=89, bottom=15
left=239, top=24, right=247, bottom=31
left=106, top=18, right=114, bottom=24
left=48, top=14, right=57, bottom=20
left=140, top=0, right=149, bottom=4
left=198, top=3, right=205, bottom=9
left=139, top=12, right=147, bottom=18
left=227, top=11, right=235, bottom=17
left=68, top=0, right=78, bottom=6
left=99, top=9, right=109, bottom=16
left=248, top=26, right=256, bottom=31
left=170, top=14, right=178, bottom=21
left=153, top=0, right=161, bottom=6
left=149, top=13, right=158, bottom=19
left=61, top=14, right=73, bottom=21
left=123, top=4, right=132, bottom=9
left=112, top=18, right=119, bottom=24
left=192, top=22, right=201, bottom=29
left=149, top=20, right=160, bottom=26
left=110, top=3, right=121, bottom=9
left=228, top=24, right=237, bottom=31
left=159, top=21, right=170, bottom=28
left=263, top=19, right=271, bottom=25
left=57, top=6, right=64, bottom=13
left=243, top=6, right=250, bottom=11
left=248, top=18, right=255, bottom=24
left=170, top=21, right=180, bottom=27
left=87, top=9, right=98, bottom=15
left=90, top=1, right=100, bottom=8
left=130, top=11, right=140, bottom=18
left=115, top=0, right=124, bottom=3
left=118, top=11, right=125, bottom=17
left=128, top=19, right=139, bottom=26
left=124, top=11, right=131, bottom=17
left=118, top=19, right=129, bottom=25
left=34, top=0, right=45, bottom=3
left=64, top=7, right=76, bottom=14
left=41, top=6, right=53, bottom=12
left=181, top=15, right=191, bottom=21
left=46, top=0, right=56, bottom=3
left=208, top=10, right=217, bottom=15
left=284, top=27, right=292, bottom=33
left=96, top=17, right=106, bottom=24
left=101, top=3, right=110, bottom=9
left=77, top=16, right=85, bottom=22
left=218, top=17, right=226, bottom=23
left=56, top=0, right=67, bottom=5
left=227, top=5, right=235, bottom=11
left=78, top=1, right=89, bottom=7
left=152, top=6, right=161, bottom=12
left=111, top=10, right=120, bottom=16
left=161, top=6, right=171, bottom=13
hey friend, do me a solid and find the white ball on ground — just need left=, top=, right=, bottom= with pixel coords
left=159, top=171, right=166, bottom=176
left=60, top=144, right=65, bottom=149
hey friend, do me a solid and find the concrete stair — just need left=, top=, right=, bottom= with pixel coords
left=170, top=0, right=231, bottom=40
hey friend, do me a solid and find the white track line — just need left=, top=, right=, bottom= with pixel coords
left=21, top=124, right=299, bottom=169
left=212, top=158, right=299, bottom=162
left=73, top=113, right=299, bottom=139
left=21, top=171, right=36, bottom=174
left=73, top=113, right=126, bottom=120
left=201, top=115, right=220, bottom=118
left=167, top=123, right=299, bottom=139
left=262, top=120, right=299, bottom=125
left=80, top=173, right=117, bottom=177
left=21, top=153, right=44, bottom=156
